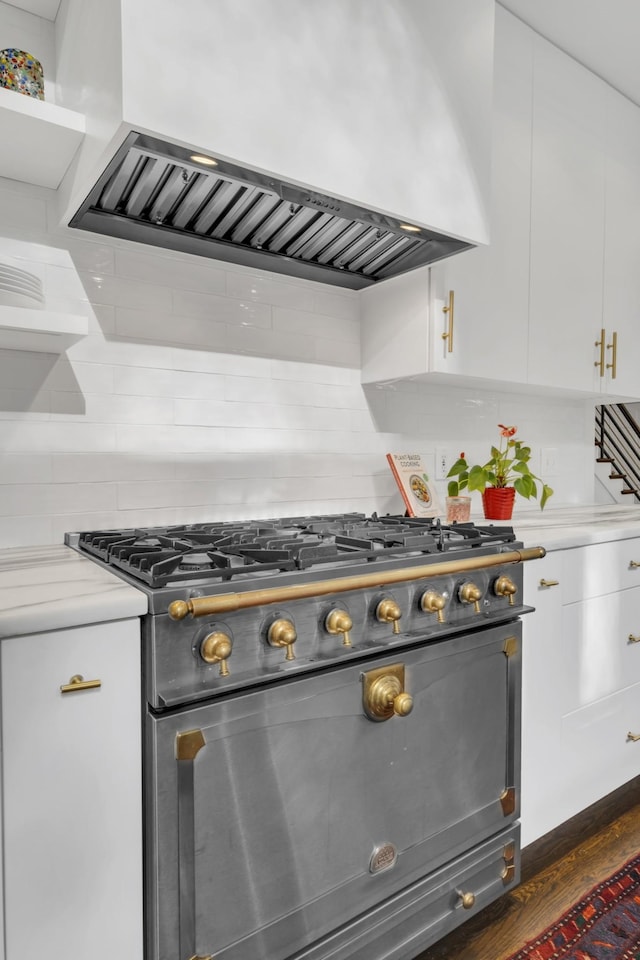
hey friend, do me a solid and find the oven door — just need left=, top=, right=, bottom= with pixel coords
left=146, top=621, right=521, bottom=960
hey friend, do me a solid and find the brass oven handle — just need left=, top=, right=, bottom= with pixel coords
left=594, top=327, right=605, bottom=376
left=606, top=330, right=618, bottom=379
left=442, top=289, right=454, bottom=353
left=168, top=546, right=546, bottom=620
left=60, top=674, right=102, bottom=694
left=539, top=578, right=559, bottom=587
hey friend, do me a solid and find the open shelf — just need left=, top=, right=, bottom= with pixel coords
left=0, top=87, right=85, bottom=189
left=0, top=305, right=87, bottom=353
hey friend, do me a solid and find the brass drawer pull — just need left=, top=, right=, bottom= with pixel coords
left=60, top=674, right=102, bottom=694
left=629, top=635, right=640, bottom=644
left=456, top=889, right=476, bottom=909
left=630, top=561, right=640, bottom=569
left=627, top=732, right=640, bottom=742
left=539, top=578, right=559, bottom=587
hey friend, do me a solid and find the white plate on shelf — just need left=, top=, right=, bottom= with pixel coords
left=0, top=288, right=44, bottom=309
left=0, top=271, right=42, bottom=292
left=0, top=281, right=43, bottom=301
left=0, top=277, right=43, bottom=297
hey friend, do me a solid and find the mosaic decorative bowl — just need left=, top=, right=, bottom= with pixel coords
left=0, top=49, right=44, bottom=100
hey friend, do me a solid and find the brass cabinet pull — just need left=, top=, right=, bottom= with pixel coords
left=629, top=635, right=640, bottom=644
left=594, top=328, right=605, bottom=376
left=627, top=732, right=640, bottom=742
left=60, top=674, right=102, bottom=694
left=606, top=330, right=618, bottom=379
left=442, top=289, right=454, bottom=353
left=539, top=578, right=560, bottom=587
left=630, top=561, right=640, bottom=568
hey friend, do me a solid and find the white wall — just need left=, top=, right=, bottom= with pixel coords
left=0, top=172, right=595, bottom=549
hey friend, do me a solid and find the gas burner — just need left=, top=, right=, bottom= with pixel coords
left=72, top=514, right=517, bottom=588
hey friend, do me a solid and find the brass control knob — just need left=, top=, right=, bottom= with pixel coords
left=457, top=890, right=476, bottom=910
left=420, top=590, right=446, bottom=623
left=267, top=618, right=297, bottom=661
left=200, top=631, right=232, bottom=677
left=366, top=674, right=413, bottom=721
left=376, top=598, right=402, bottom=635
left=494, top=575, right=517, bottom=605
left=459, top=582, right=482, bottom=614
left=325, top=609, right=353, bottom=647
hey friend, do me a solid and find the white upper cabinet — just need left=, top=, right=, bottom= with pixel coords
left=361, top=6, right=531, bottom=387
left=527, top=36, right=607, bottom=394
left=428, top=7, right=533, bottom=384
left=600, top=90, right=640, bottom=398
left=58, top=0, right=494, bottom=247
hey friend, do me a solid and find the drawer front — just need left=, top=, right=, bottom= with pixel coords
left=560, top=681, right=640, bottom=823
left=295, top=825, right=521, bottom=960
left=562, top=538, right=640, bottom=604
left=562, top=587, right=640, bottom=711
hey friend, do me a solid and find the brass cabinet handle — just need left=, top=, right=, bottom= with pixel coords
left=630, top=561, right=640, bottom=568
left=442, top=289, right=454, bottom=353
left=539, top=578, right=560, bottom=587
left=606, top=330, right=618, bottom=379
left=629, top=635, right=640, bottom=644
left=594, top=327, right=605, bottom=376
left=627, top=732, right=640, bottom=742
left=60, top=673, right=102, bottom=694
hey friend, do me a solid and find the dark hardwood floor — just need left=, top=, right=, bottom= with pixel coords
left=413, top=776, right=640, bottom=960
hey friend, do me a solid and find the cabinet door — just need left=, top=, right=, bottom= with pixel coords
left=601, top=89, right=640, bottom=398
left=520, top=555, right=564, bottom=846
left=429, top=7, right=533, bottom=382
left=1, top=620, right=143, bottom=960
left=528, top=36, right=606, bottom=393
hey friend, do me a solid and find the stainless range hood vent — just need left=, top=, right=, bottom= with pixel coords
left=70, top=132, right=474, bottom=289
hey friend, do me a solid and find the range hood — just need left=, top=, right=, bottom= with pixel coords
left=69, top=132, right=474, bottom=290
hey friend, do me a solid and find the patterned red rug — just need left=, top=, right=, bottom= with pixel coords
left=506, top=852, right=640, bottom=959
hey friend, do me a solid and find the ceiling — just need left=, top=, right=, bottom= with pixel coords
left=6, top=0, right=60, bottom=20
left=498, top=0, right=640, bottom=107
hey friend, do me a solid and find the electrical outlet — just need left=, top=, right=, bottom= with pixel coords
left=435, top=448, right=449, bottom=480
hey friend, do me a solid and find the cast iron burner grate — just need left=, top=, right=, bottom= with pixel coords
left=75, top=514, right=516, bottom=588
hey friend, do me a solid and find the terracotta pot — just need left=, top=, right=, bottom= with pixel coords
left=482, top=486, right=516, bottom=521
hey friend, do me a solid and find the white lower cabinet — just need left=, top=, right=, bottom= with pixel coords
left=521, top=540, right=640, bottom=847
left=1, top=619, right=143, bottom=960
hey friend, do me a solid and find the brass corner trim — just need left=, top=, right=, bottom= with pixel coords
left=503, top=636, right=518, bottom=658
left=500, top=787, right=516, bottom=816
left=503, top=840, right=516, bottom=862
left=176, top=728, right=206, bottom=761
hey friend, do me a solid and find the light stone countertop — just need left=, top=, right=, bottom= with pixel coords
left=0, top=544, right=148, bottom=639
left=503, top=504, right=640, bottom=551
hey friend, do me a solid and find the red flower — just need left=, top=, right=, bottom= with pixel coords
left=498, top=424, right=517, bottom=438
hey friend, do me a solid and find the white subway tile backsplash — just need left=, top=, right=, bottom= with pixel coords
left=0, top=177, right=596, bottom=546
left=115, top=249, right=227, bottom=294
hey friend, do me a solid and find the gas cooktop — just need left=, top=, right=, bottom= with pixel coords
left=67, top=514, right=516, bottom=589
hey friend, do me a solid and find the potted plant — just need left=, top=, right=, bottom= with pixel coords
left=446, top=424, right=554, bottom=520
